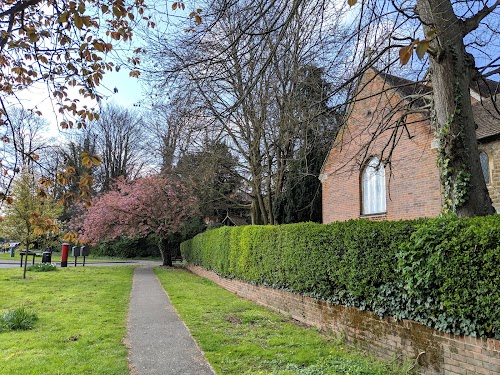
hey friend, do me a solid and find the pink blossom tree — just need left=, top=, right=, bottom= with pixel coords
left=77, top=175, right=198, bottom=266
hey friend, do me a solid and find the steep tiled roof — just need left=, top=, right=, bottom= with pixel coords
left=470, top=78, right=500, bottom=98
left=222, top=215, right=248, bottom=226
left=378, top=70, right=432, bottom=96
left=473, top=98, right=500, bottom=140
left=376, top=69, right=500, bottom=140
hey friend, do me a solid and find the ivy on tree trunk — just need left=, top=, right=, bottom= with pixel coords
left=416, top=0, right=495, bottom=216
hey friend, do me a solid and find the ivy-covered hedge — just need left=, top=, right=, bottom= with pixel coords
left=181, top=216, right=500, bottom=339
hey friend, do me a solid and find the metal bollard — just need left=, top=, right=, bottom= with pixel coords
left=72, top=246, right=81, bottom=267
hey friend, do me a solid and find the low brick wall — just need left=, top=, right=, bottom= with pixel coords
left=187, top=265, right=500, bottom=375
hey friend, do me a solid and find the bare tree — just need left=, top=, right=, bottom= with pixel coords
left=142, top=0, right=346, bottom=224
left=223, top=0, right=499, bottom=216
left=138, top=89, right=212, bottom=174
left=9, top=108, right=51, bottom=165
left=134, top=0, right=500, bottom=218
left=0, top=108, right=55, bottom=202
left=88, top=104, right=147, bottom=192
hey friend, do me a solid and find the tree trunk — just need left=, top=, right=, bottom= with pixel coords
left=158, top=237, right=172, bottom=267
left=266, top=174, right=275, bottom=225
left=416, top=0, right=495, bottom=216
left=251, top=175, right=269, bottom=225
left=22, top=240, right=30, bottom=279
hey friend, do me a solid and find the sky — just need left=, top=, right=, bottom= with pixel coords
left=10, top=65, right=145, bottom=141
left=3, top=1, right=155, bottom=141
left=7, top=0, right=499, bottom=142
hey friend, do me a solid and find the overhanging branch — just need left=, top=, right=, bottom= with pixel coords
left=462, top=0, right=500, bottom=35
left=0, top=0, right=42, bottom=18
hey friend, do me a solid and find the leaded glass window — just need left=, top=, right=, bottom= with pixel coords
left=362, top=157, right=386, bottom=215
left=479, top=151, right=490, bottom=184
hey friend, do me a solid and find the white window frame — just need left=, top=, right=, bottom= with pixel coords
left=362, top=157, right=386, bottom=215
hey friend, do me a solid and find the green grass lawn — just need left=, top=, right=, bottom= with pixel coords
left=0, top=266, right=133, bottom=375
left=154, top=267, right=410, bottom=375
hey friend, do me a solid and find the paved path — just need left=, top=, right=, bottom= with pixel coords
left=127, top=266, right=214, bottom=375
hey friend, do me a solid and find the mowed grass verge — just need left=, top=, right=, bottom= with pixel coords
left=0, top=267, right=133, bottom=375
left=154, top=267, right=409, bottom=375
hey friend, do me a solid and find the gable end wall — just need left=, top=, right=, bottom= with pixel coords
left=322, top=70, right=442, bottom=222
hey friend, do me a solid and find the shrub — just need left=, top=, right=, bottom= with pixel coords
left=0, top=308, right=38, bottom=332
left=27, top=263, right=57, bottom=272
left=181, top=215, right=500, bottom=338
left=92, top=236, right=159, bottom=258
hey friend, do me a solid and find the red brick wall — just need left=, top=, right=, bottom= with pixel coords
left=187, top=265, right=500, bottom=375
left=322, top=69, right=443, bottom=223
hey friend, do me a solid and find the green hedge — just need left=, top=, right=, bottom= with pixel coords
left=181, top=216, right=500, bottom=339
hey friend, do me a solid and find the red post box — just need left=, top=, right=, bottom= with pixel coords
left=61, top=243, right=69, bottom=267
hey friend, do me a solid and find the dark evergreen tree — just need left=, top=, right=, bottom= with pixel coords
left=273, top=65, right=341, bottom=224
left=175, top=142, right=244, bottom=222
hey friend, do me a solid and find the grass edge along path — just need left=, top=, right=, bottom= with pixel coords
left=0, top=266, right=134, bottom=375
left=154, top=267, right=411, bottom=375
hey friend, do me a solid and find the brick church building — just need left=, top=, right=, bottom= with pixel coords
left=320, top=68, right=500, bottom=223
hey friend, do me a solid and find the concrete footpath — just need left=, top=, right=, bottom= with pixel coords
left=127, top=266, right=214, bottom=375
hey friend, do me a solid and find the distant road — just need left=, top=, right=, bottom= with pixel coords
left=0, top=260, right=162, bottom=269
